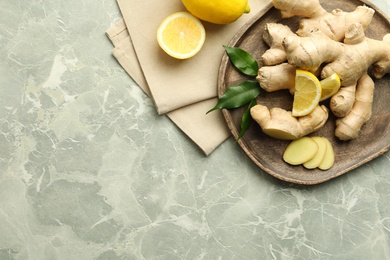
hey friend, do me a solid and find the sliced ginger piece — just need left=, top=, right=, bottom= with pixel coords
left=283, top=137, right=318, bottom=165
left=303, top=137, right=327, bottom=169
left=318, top=138, right=335, bottom=170
left=283, top=136, right=335, bottom=170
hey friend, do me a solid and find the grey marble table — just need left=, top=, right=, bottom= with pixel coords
left=1, top=0, right=390, bottom=259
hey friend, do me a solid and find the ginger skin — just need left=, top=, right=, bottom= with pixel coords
left=273, top=0, right=374, bottom=41
left=250, top=105, right=329, bottom=140
left=283, top=23, right=390, bottom=117
left=371, top=35, right=390, bottom=78
left=261, top=23, right=295, bottom=66
left=262, top=0, right=374, bottom=66
left=335, top=73, right=374, bottom=140
left=329, top=85, right=356, bottom=117
left=256, top=24, right=387, bottom=140
left=253, top=1, right=388, bottom=141
left=259, top=23, right=390, bottom=118
left=257, top=63, right=295, bottom=93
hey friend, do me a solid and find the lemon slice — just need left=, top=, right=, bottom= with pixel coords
left=292, top=69, right=322, bottom=117
left=157, top=12, right=206, bottom=59
left=319, top=73, right=341, bottom=101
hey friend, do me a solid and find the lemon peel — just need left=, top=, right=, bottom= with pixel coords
left=181, top=0, right=250, bottom=24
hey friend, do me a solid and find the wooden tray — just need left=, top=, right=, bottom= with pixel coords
left=218, top=0, right=390, bottom=185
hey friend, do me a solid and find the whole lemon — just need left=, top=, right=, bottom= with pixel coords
left=181, top=0, right=250, bottom=24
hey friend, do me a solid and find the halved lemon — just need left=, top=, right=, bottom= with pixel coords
left=157, top=12, right=206, bottom=59
left=292, top=70, right=322, bottom=117
left=319, top=73, right=341, bottom=101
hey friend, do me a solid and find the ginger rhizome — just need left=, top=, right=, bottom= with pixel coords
left=262, top=0, right=374, bottom=66
left=257, top=63, right=295, bottom=93
left=261, top=23, right=295, bottom=66
left=253, top=1, right=390, bottom=141
left=250, top=104, right=329, bottom=140
left=273, top=0, right=374, bottom=41
left=335, top=73, right=374, bottom=140
left=283, top=23, right=390, bottom=117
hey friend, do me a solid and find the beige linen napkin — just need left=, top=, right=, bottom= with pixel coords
left=106, top=0, right=273, bottom=155
left=106, top=20, right=230, bottom=155
left=117, top=0, right=272, bottom=114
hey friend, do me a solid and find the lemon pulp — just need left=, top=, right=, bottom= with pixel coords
left=157, top=12, right=206, bottom=59
left=292, top=70, right=322, bottom=117
left=320, top=73, right=341, bottom=101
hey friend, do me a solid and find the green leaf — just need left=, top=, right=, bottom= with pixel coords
left=207, top=80, right=261, bottom=114
left=236, top=99, right=257, bottom=141
left=224, top=46, right=259, bottom=77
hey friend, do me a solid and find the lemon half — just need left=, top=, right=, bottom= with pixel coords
left=157, top=12, right=206, bottom=59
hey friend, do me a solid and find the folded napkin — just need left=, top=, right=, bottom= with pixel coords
left=117, top=0, right=271, bottom=114
left=106, top=20, right=230, bottom=155
left=106, top=0, right=272, bottom=155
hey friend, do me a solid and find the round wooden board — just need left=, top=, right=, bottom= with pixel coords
left=218, top=0, right=390, bottom=185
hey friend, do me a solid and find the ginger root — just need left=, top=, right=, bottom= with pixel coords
left=259, top=23, right=390, bottom=118
left=257, top=63, right=296, bottom=93
left=250, top=104, right=328, bottom=140
left=251, top=1, right=389, bottom=142
left=261, top=23, right=295, bottom=66
left=261, top=0, right=374, bottom=66
left=273, top=0, right=374, bottom=41
left=283, top=23, right=390, bottom=117
left=372, top=35, right=390, bottom=78
left=335, top=73, right=374, bottom=140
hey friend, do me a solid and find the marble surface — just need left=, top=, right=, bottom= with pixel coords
left=1, top=0, right=390, bottom=259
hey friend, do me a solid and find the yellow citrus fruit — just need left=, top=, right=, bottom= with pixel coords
left=181, top=0, right=250, bottom=25
left=319, top=73, right=341, bottom=101
left=292, top=70, right=322, bottom=117
left=157, top=12, right=206, bottom=59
